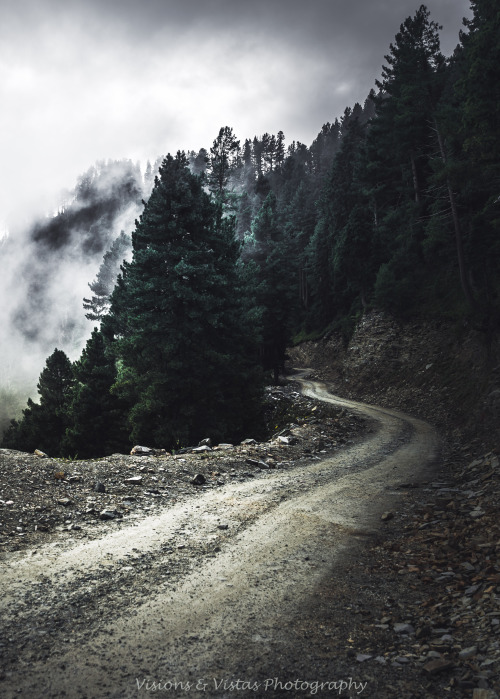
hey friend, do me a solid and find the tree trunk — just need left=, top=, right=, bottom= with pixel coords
left=433, top=119, right=476, bottom=309
left=410, top=153, right=421, bottom=204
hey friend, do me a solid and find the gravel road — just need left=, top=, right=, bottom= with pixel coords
left=0, top=372, right=439, bottom=699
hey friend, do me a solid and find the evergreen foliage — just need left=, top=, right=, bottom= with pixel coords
left=105, top=152, right=264, bottom=449
left=61, top=329, right=128, bottom=458
left=244, top=192, right=296, bottom=382
left=2, top=349, right=73, bottom=455
left=83, top=231, right=131, bottom=321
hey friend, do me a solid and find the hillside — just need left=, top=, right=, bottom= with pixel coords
left=289, top=310, right=500, bottom=452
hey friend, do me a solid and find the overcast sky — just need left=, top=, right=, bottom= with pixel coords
left=0, top=0, right=472, bottom=227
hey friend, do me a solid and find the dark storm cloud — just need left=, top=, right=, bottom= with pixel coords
left=0, top=0, right=471, bottom=225
left=57, top=0, right=470, bottom=54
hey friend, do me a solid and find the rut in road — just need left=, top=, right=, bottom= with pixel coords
left=0, top=372, right=439, bottom=699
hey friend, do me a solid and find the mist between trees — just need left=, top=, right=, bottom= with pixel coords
left=1, top=2, right=498, bottom=456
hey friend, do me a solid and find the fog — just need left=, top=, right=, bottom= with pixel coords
left=0, top=163, right=141, bottom=434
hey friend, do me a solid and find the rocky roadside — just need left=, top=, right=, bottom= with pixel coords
left=289, top=446, right=500, bottom=698
left=365, top=448, right=500, bottom=696
left=0, top=384, right=367, bottom=556
left=286, top=311, right=500, bottom=698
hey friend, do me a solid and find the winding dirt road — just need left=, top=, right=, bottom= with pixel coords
left=0, top=373, right=439, bottom=698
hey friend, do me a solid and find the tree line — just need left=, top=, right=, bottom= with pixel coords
left=3, top=1, right=499, bottom=457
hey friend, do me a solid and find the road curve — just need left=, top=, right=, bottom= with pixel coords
left=0, top=372, right=439, bottom=699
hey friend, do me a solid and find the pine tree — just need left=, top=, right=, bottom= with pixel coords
left=61, top=329, right=128, bottom=458
left=452, top=0, right=500, bottom=316
left=207, top=126, right=240, bottom=199
left=106, top=152, right=264, bottom=448
left=2, top=349, right=73, bottom=455
left=365, top=5, right=448, bottom=314
left=83, top=231, right=131, bottom=321
left=246, top=192, right=295, bottom=382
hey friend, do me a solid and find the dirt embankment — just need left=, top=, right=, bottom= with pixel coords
left=288, top=310, right=500, bottom=452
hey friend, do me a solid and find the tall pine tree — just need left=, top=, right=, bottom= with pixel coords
left=106, top=152, right=263, bottom=449
left=2, top=349, right=73, bottom=455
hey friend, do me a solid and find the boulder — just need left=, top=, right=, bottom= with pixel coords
left=130, top=445, right=154, bottom=456
left=99, top=509, right=121, bottom=520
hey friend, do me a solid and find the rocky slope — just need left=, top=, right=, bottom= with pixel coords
left=288, top=310, right=500, bottom=451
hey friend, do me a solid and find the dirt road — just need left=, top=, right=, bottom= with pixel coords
left=0, top=373, right=439, bottom=698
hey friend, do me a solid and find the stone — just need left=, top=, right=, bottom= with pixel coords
left=472, top=691, right=499, bottom=699
left=34, top=449, right=48, bottom=458
left=356, top=654, right=372, bottom=662
left=241, top=439, right=257, bottom=445
left=192, top=445, right=211, bottom=453
left=245, top=458, right=270, bottom=469
left=99, top=509, right=120, bottom=520
left=460, top=562, right=476, bottom=572
left=198, top=438, right=212, bottom=447
left=470, top=508, right=485, bottom=519
left=218, top=524, right=229, bottom=530
left=190, top=474, right=206, bottom=486
left=93, top=481, right=106, bottom=493
left=381, top=511, right=394, bottom=521
left=130, top=445, right=153, bottom=456
left=465, top=584, right=481, bottom=596
left=394, top=623, right=415, bottom=635
left=57, top=498, right=72, bottom=507
left=124, top=476, right=143, bottom=485
left=423, top=658, right=453, bottom=675
left=276, top=436, right=290, bottom=445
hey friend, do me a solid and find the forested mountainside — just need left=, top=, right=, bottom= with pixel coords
left=2, top=2, right=499, bottom=457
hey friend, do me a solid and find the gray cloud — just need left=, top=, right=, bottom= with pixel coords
left=0, top=0, right=471, bottom=225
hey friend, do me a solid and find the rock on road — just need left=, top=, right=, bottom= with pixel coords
left=0, top=372, right=439, bottom=698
